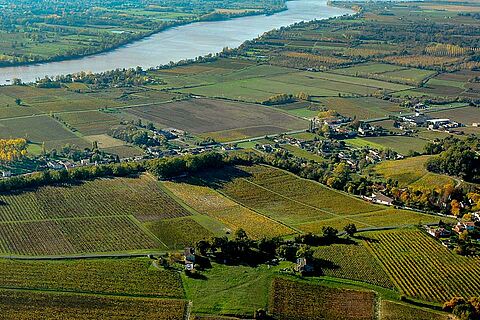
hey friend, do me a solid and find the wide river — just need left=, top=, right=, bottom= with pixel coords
left=0, top=0, right=351, bottom=85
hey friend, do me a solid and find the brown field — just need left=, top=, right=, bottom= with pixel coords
left=124, top=98, right=307, bottom=134
left=269, top=277, right=375, bottom=320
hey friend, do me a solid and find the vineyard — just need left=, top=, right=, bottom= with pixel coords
left=364, top=228, right=480, bottom=302
left=163, top=179, right=294, bottom=239
left=269, top=277, right=375, bottom=320
left=0, top=258, right=184, bottom=298
left=313, top=242, right=395, bottom=289
left=145, top=217, right=214, bottom=249
left=0, top=216, right=161, bottom=255
left=381, top=301, right=451, bottom=320
left=0, top=289, right=187, bottom=320
left=0, top=174, right=190, bottom=222
left=205, top=165, right=380, bottom=226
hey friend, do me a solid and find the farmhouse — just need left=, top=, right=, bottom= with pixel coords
left=453, top=222, right=476, bottom=234
left=371, top=192, right=394, bottom=206
left=427, top=227, right=451, bottom=239
left=184, top=247, right=196, bottom=271
left=295, top=258, right=314, bottom=274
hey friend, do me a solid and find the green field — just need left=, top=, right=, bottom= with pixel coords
left=183, top=263, right=273, bottom=315
left=346, top=136, right=429, bottom=155
left=374, top=155, right=456, bottom=188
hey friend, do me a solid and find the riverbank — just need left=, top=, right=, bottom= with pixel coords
left=0, top=0, right=352, bottom=85
left=0, top=5, right=288, bottom=70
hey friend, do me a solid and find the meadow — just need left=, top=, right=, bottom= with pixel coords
left=269, top=277, right=375, bottom=320
left=183, top=263, right=273, bottom=315
left=365, top=228, right=480, bottom=303
left=314, top=97, right=405, bottom=120
left=346, top=136, right=429, bottom=155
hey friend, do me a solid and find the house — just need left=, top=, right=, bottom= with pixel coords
left=1, top=171, right=11, bottom=178
left=184, top=247, right=196, bottom=271
left=453, top=222, right=476, bottom=234
left=371, top=192, right=394, bottom=206
left=295, top=257, right=314, bottom=274
left=427, top=227, right=451, bottom=238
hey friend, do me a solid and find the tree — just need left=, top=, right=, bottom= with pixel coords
left=296, top=244, right=314, bottom=260
left=322, top=226, right=338, bottom=240
left=15, top=98, right=22, bottom=106
left=195, top=240, right=210, bottom=256
left=451, top=199, right=461, bottom=216
left=343, top=223, right=357, bottom=237
left=234, top=228, right=248, bottom=240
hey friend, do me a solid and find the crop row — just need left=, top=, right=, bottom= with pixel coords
left=0, top=289, right=186, bottom=320
left=313, top=243, right=395, bottom=289
left=0, top=174, right=190, bottom=222
left=269, top=277, right=375, bottom=320
left=365, top=229, right=480, bottom=302
left=0, top=216, right=160, bottom=256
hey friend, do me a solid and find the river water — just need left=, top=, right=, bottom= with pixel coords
left=0, top=0, right=351, bottom=85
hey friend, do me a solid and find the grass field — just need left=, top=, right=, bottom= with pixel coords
left=124, top=98, right=307, bottom=140
left=0, top=289, right=186, bottom=320
left=314, top=97, right=404, bottom=120
left=182, top=263, right=272, bottom=316
left=330, top=63, right=435, bottom=85
left=0, top=115, right=88, bottom=148
left=346, top=136, right=429, bottom=154
left=365, top=228, right=480, bottom=303
left=427, top=106, right=480, bottom=126
left=0, top=258, right=184, bottom=298
left=269, top=277, right=375, bottom=320
left=374, top=155, right=455, bottom=188
left=163, top=179, right=294, bottom=239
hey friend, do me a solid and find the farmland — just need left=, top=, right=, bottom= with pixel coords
left=381, top=301, right=451, bottom=320
left=313, top=241, right=394, bottom=289
left=374, top=155, right=455, bottom=188
left=125, top=98, right=307, bottom=141
left=0, top=289, right=186, bottom=320
left=269, top=277, right=376, bottom=320
left=346, top=136, right=429, bottom=155
left=0, top=174, right=193, bottom=255
left=163, top=179, right=295, bottom=239
left=187, top=164, right=446, bottom=232
left=365, top=228, right=480, bottom=303
left=0, top=258, right=184, bottom=298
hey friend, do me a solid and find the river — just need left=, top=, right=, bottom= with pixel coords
left=0, top=0, right=352, bottom=85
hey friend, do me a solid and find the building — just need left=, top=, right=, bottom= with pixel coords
left=184, top=247, right=196, bottom=271
left=427, top=227, right=451, bottom=238
left=295, top=258, right=314, bottom=274
left=371, top=192, right=394, bottom=206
